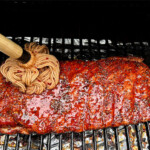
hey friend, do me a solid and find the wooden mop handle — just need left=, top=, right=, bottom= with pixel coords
left=0, top=34, right=23, bottom=59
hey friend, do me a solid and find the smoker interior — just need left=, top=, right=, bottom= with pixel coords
left=1, top=1, right=150, bottom=150
left=0, top=36, right=149, bottom=150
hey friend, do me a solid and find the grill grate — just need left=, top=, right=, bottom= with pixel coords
left=0, top=36, right=150, bottom=150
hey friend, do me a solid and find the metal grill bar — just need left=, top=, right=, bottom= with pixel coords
left=125, top=126, right=131, bottom=150
left=122, top=42, right=127, bottom=57
left=47, top=134, right=51, bottom=150
left=145, top=122, right=150, bottom=147
left=135, top=124, right=143, bottom=150
left=15, top=134, right=20, bottom=150
left=61, top=38, right=65, bottom=60
left=80, top=38, right=83, bottom=59
left=30, top=36, right=33, bottom=42
left=97, top=39, right=101, bottom=59
left=114, top=128, right=119, bottom=150
left=71, top=38, right=74, bottom=60
left=40, top=135, right=44, bottom=150
left=88, top=38, right=92, bottom=59
left=105, top=39, right=109, bottom=57
left=82, top=131, right=85, bottom=150
left=27, top=134, right=32, bottom=150
left=70, top=132, right=74, bottom=150
left=93, top=130, right=97, bottom=150
left=59, top=134, right=62, bottom=150
left=3, top=135, right=9, bottom=150
left=103, top=128, right=108, bottom=150
left=39, top=37, right=42, bottom=45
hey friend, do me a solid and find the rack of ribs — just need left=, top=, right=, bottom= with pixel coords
left=0, top=56, right=150, bottom=134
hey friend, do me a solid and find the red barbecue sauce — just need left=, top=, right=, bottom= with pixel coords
left=0, top=57, right=150, bottom=134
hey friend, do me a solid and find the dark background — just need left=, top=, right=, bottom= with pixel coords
left=0, top=0, right=150, bottom=42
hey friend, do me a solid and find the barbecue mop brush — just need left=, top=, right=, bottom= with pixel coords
left=0, top=34, right=60, bottom=94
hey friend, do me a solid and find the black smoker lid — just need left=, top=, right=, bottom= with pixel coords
left=0, top=0, right=150, bottom=41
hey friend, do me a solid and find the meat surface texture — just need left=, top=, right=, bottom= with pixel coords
left=0, top=57, right=150, bottom=134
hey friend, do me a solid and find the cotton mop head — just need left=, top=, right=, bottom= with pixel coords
left=0, top=42, right=60, bottom=94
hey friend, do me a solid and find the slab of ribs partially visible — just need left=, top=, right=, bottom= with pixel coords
left=0, top=57, right=150, bottom=134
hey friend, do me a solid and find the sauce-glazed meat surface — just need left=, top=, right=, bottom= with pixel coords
left=0, top=57, right=150, bottom=134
